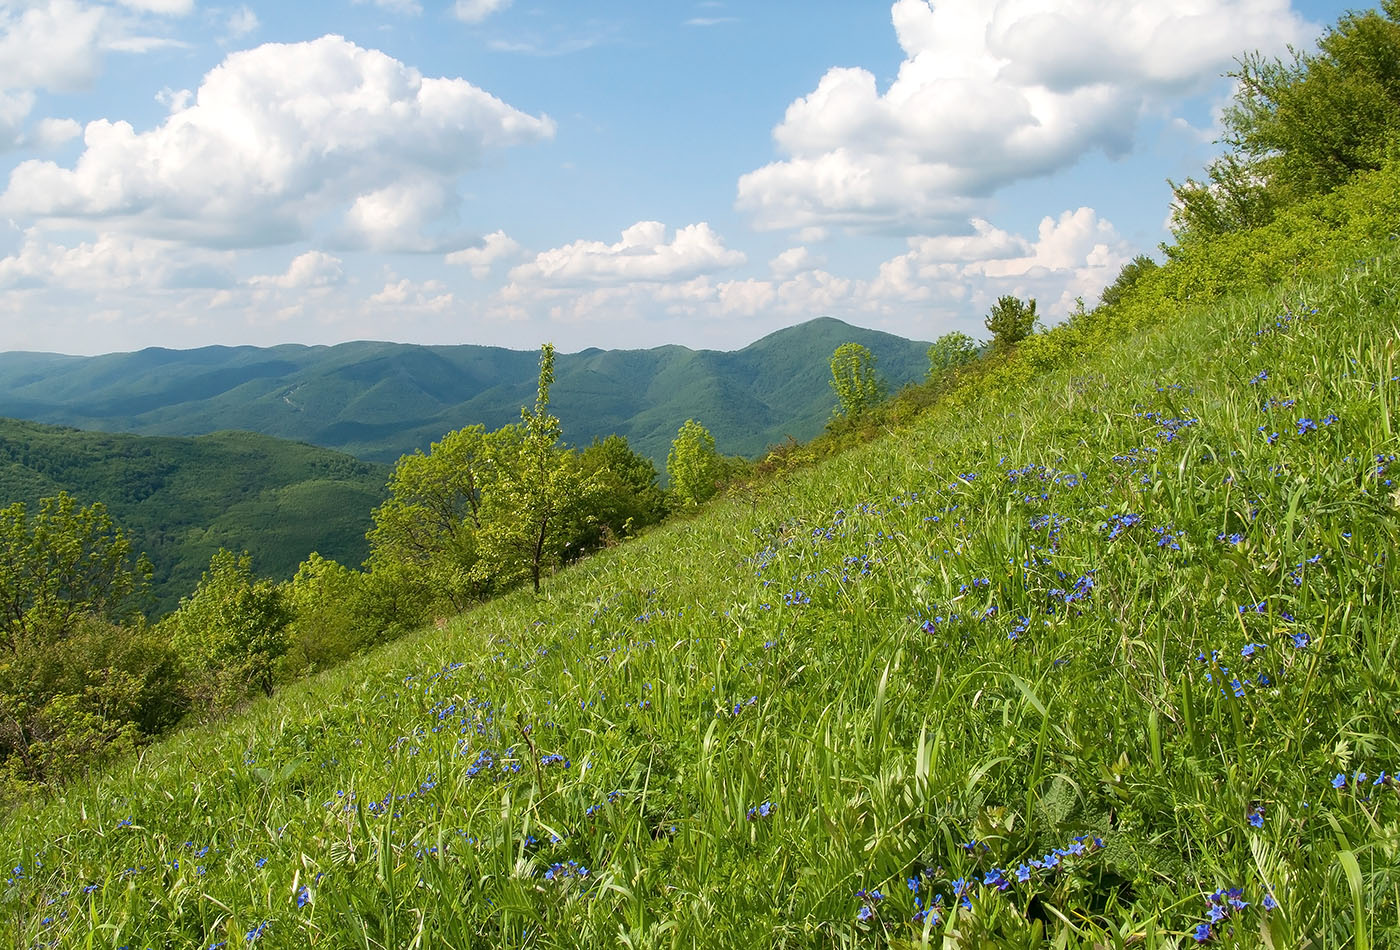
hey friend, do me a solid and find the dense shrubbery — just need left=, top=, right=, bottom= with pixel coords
left=0, top=495, right=177, bottom=792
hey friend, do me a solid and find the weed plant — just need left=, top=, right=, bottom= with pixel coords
left=2, top=248, right=1398, bottom=947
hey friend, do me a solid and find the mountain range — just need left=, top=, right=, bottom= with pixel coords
left=0, top=318, right=932, bottom=464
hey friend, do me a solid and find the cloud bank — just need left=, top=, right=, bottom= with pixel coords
left=737, top=0, right=1308, bottom=233
left=1, top=34, right=555, bottom=249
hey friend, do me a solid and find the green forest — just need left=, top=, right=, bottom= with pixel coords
left=3, top=4, right=1400, bottom=946
left=0, top=317, right=932, bottom=465
left=0, top=420, right=388, bottom=613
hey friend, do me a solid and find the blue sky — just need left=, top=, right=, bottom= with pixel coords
left=0, top=0, right=1360, bottom=354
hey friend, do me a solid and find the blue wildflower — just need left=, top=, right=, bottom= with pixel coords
left=746, top=801, right=775, bottom=821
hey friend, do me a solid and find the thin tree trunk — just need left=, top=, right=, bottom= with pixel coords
left=531, top=514, right=548, bottom=593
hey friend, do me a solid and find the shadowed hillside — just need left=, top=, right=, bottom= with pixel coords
left=0, top=419, right=388, bottom=613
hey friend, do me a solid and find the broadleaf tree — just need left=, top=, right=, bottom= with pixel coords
left=479, top=343, right=589, bottom=594
left=829, top=342, right=884, bottom=418
left=367, top=423, right=518, bottom=612
left=1099, top=255, right=1160, bottom=309
left=1170, top=2, right=1400, bottom=242
left=0, top=495, right=171, bottom=788
left=163, top=549, right=292, bottom=708
left=0, top=493, right=150, bottom=652
left=576, top=434, right=667, bottom=547
left=667, top=419, right=721, bottom=509
left=926, top=331, right=979, bottom=378
left=984, top=295, right=1039, bottom=349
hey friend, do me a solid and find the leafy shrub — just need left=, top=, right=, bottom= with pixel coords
left=162, top=549, right=292, bottom=713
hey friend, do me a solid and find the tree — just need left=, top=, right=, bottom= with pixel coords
left=1099, top=255, right=1160, bottom=309
left=367, top=423, right=518, bottom=610
left=0, top=495, right=175, bottom=788
left=829, top=342, right=884, bottom=418
left=478, top=343, right=588, bottom=594
left=576, top=435, right=667, bottom=547
left=281, top=553, right=379, bottom=673
left=984, top=295, right=1039, bottom=349
left=0, top=615, right=180, bottom=790
left=1171, top=3, right=1400, bottom=241
left=926, top=331, right=979, bottom=378
left=1227, top=5, right=1400, bottom=202
left=667, top=419, right=721, bottom=508
left=0, top=493, right=150, bottom=653
left=163, top=549, right=291, bottom=707
left=1168, top=154, right=1279, bottom=243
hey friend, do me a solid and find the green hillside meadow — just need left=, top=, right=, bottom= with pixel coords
left=2, top=242, right=1397, bottom=946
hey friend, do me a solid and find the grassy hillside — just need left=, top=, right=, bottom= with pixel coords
left=1, top=249, right=1397, bottom=947
left=0, top=317, right=931, bottom=465
left=0, top=420, right=388, bottom=614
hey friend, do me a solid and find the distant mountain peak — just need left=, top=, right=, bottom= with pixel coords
left=0, top=322, right=932, bottom=466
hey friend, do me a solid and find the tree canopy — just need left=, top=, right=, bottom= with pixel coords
left=0, top=493, right=150, bottom=652
left=667, top=420, right=721, bottom=509
left=829, top=342, right=884, bottom=418
left=478, top=343, right=589, bottom=594
left=1171, top=2, right=1400, bottom=242
left=926, top=331, right=980, bottom=378
left=984, top=296, right=1039, bottom=349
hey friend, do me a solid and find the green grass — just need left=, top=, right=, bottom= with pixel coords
left=2, top=247, right=1398, bottom=948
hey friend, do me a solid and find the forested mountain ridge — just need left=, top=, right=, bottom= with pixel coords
left=0, top=418, right=387, bottom=614
left=0, top=317, right=932, bottom=464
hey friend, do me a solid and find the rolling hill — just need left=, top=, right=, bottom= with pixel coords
left=3, top=237, right=1397, bottom=947
left=0, top=419, right=388, bottom=614
left=0, top=318, right=932, bottom=464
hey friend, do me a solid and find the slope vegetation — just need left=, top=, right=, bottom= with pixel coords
left=1, top=242, right=1396, bottom=946
left=0, top=318, right=931, bottom=464
left=0, top=419, right=387, bottom=613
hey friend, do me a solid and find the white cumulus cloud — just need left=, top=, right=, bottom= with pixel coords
left=247, top=251, right=344, bottom=290
left=354, top=0, right=422, bottom=14
left=870, top=207, right=1133, bottom=317
left=24, top=116, right=82, bottom=148
left=769, top=246, right=818, bottom=278
left=114, top=0, right=193, bottom=13
left=737, top=0, right=1309, bottom=233
left=507, top=221, right=745, bottom=287
left=225, top=5, right=258, bottom=38
left=445, top=230, right=521, bottom=278
left=0, top=229, right=233, bottom=290
left=0, top=1, right=105, bottom=93
left=370, top=276, right=454, bottom=311
left=0, top=34, right=555, bottom=248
